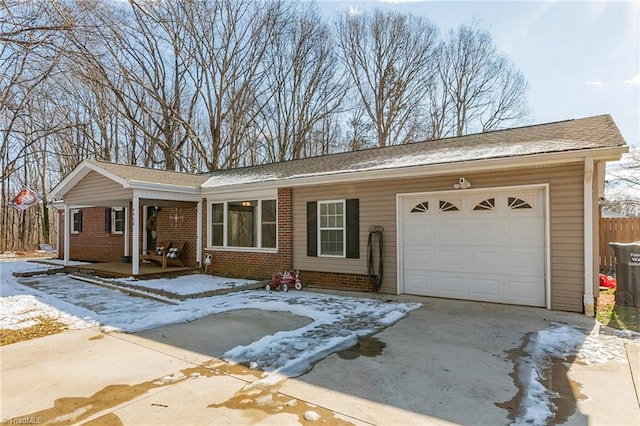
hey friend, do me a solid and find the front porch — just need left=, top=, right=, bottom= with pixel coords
left=50, top=160, right=207, bottom=275
left=66, top=261, right=195, bottom=279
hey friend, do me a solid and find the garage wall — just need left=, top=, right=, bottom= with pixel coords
left=292, top=162, right=585, bottom=312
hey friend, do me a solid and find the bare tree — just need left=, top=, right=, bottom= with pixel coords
left=258, top=3, right=346, bottom=162
left=0, top=0, right=76, bottom=251
left=336, top=9, right=439, bottom=147
left=439, top=21, right=530, bottom=136
left=176, top=0, right=286, bottom=171
left=604, top=148, right=640, bottom=216
left=68, top=0, right=199, bottom=171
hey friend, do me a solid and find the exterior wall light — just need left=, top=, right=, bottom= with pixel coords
left=454, top=177, right=471, bottom=189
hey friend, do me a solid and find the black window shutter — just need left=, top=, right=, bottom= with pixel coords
left=345, top=199, right=359, bottom=259
left=78, top=210, right=83, bottom=233
left=105, top=208, right=111, bottom=232
left=306, top=201, right=317, bottom=257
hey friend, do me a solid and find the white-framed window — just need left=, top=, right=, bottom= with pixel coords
left=261, top=199, right=277, bottom=248
left=111, top=207, right=125, bottom=234
left=71, top=209, right=82, bottom=234
left=209, top=199, right=277, bottom=249
left=318, top=200, right=345, bottom=257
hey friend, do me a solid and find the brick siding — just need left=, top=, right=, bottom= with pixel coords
left=204, top=188, right=294, bottom=280
left=154, top=205, right=198, bottom=267
left=58, top=204, right=198, bottom=267
left=59, top=189, right=376, bottom=291
left=299, top=270, right=374, bottom=292
left=58, top=207, right=125, bottom=263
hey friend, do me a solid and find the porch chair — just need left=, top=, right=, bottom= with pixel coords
left=165, top=241, right=186, bottom=268
left=140, top=241, right=172, bottom=267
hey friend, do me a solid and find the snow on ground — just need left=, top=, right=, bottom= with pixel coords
left=0, top=259, right=420, bottom=383
left=2, top=259, right=637, bottom=402
left=111, top=274, right=257, bottom=295
left=0, top=295, right=96, bottom=330
left=513, top=323, right=636, bottom=425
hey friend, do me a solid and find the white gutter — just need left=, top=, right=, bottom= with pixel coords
left=583, top=157, right=595, bottom=316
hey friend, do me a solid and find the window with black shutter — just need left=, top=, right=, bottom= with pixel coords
left=306, top=201, right=317, bottom=256
left=105, top=208, right=111, bottom=232
left=307, top=199, right=359, bottom=258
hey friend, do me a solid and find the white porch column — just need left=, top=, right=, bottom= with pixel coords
left=583, top=157, right=595, bottom=316
left=55, top=209, right=60, bottom=254
left=196, top=200, right=203, bottom=267
left=142, top=206, right=148, bottom=255
left=124, top=206, right=130, bottom=257
left=63, top=205, right=70, bottom=266
left=132, top=196, right=140, bottom=275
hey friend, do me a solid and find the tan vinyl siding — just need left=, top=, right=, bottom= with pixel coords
left=293, top=162, right=586, bottom=312
left=66, top=171, right=131, bottom=204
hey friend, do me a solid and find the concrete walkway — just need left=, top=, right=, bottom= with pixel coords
left=1, top=297, right=639, bottom=425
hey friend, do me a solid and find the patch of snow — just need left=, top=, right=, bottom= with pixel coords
left=202, top=172, right=281, bottom=188
left=0, top=295, right=96, bottom=330
left=513, top=323, right=629, bottom=425
left=111, top=274, right=257, bottom=296
left=201, top=140, right=607, bottom=188
left=303, top=411, right=321, bottom=422
left=41, top=259, right=91, bottom=266
left=1, top=259, right=419, bottom=385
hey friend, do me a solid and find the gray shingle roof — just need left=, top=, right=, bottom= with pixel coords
left=88, top=160, right=209, bottom=188
left=202, top=114, right=626, bottom=188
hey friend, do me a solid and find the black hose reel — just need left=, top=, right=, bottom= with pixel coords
left=367, top=225, right=384, bottom=292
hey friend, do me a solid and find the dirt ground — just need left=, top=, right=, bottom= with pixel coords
left=597, top=289, right=640, bottom=332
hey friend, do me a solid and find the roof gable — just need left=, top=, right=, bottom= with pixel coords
left=51, top=160, right=208, bottom=199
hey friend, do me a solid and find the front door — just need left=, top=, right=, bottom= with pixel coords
left=146, top=206, right=158, bottom=252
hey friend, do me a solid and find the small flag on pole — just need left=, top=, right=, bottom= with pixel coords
left=8, top=188, right=40, bottom=210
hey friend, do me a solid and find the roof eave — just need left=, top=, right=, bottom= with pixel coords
left=200, top=145, right=628, bottom=193
left=128, top=180, right=203, bottom=194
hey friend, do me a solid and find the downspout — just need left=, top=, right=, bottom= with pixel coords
left=132, top=196, right=140, bottom=275
left=583, top=157, right=595, bottom=316
left=196, top=200, right=203, bottom=267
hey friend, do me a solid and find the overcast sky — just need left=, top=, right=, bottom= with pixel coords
left=316, top=0, right=640, bottom=147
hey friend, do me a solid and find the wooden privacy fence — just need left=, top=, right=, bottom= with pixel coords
left=600, top=217, right=640, bottom=269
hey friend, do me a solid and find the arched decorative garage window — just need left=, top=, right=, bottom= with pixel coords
left=439, top=200, right=460, bottom=212
left=410, top=202, right=429, bottom=213
left=473, top=198, right=495, bottom=211
left=508, top=197, right=533, bottom=210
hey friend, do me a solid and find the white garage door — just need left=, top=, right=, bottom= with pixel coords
left=401, top=188, right=546, bottom=306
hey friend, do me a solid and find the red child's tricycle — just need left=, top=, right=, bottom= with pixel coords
left=266, top=270, right=303, bottom=292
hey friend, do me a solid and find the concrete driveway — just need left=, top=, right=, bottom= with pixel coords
left=2, top=294, right=639, bottom=425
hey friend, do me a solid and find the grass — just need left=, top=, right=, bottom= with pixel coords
left=0, top=316, right=68, bottom=346
left=596, top=289, right=640, bottom=333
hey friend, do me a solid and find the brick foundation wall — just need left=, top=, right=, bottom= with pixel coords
left=300, top=270, right=374, bottom=292
left=204, top=188, right=294, bottom=280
